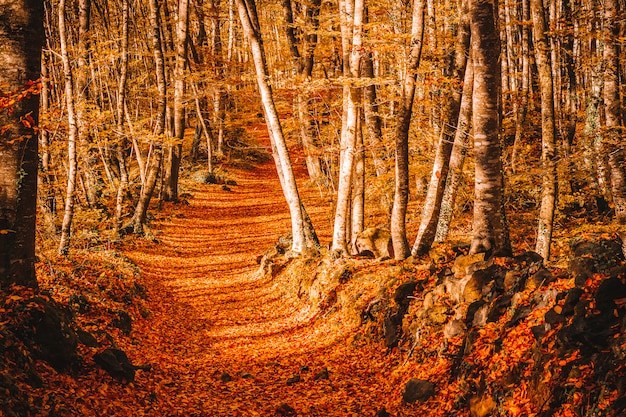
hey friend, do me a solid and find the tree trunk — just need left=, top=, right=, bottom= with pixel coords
left=114, top=0, right=130, bottom=232
left=435, top=59, right=474, bottom=242
left=412, top=0, right=469, bottom=256
left=164, top=0, right=190, bottom=202
left=391, top=0, right=426, bottom=259
left=469, top=0, right=511, bottom=256
left=58, top=0, right=80, bottom=255
left=235, top=0, right=311, bottom=253
left=603, top=0, right=626, bottom=223
left=510, top=0, right=531, bottom=173
left=351, top=119, right=365, bottom=253
left=282, top=0, right=324, bottom=184
left=0, top=0, right=43, bottom=287
left=331, top=0, right=365, bottom=255
left=127, top=0, right=166, bottom=235
left=531, top=0, right=558, bottom=260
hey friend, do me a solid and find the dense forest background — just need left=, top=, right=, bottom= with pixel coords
left=1, top=0, right=626, bottom=415
left=29, top=0, right=626, bottom=261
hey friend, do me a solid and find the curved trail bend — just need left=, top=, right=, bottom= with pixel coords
left=123, top=155, right=397, bottom=416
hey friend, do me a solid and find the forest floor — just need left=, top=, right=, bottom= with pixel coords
left=3, top=127, right=625, bottom=417
left=114, top=150, right=409, bottom=416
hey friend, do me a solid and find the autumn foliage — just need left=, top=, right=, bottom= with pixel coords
left=2, top=140, right=625, bottom=415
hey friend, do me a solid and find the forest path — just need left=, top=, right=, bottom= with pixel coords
left=121, top=140, right=397, bottom=415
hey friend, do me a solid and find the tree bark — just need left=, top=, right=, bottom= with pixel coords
left=0, top=0, right=43, bottom=287
left=469, top=0, right=511, bottom=256
left=114, top=0, right=130, bottom=232
left=331, top=0, right=365, bottom=255
left=58, top=0, right=80, bottom=255
left=412, top=0, right=470, bottom=256
left=435, top=59, right=474, bottom=242
left=235, top=0, right=311, bottom=253
left=127, top=0, right=166, bottom=235
left=391, top=0, right=425, bottom=259
left=164, top=0, right=190, bottom=202
left=603, top=0, right=626, bottom=223
left=531, top=0, right=558, bottom=260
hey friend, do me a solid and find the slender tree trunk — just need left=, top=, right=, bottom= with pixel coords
left=191, top=81, right=214, bottom=174
left=391, top=0, right=426, bottom=259
left=361, top=18, right=392, bottom=214
left=114, top=0, right=130, bottom=232
left=235, top=0, right=311, bottom=253
left=127, top=0, right=166, bottom=235
left=469, top=0, right=511, bottom=256
left=412, top=0, right=470, bottom=255
left=164, top=0, right=190, bottom=202
left=58, top=0, right=80, bottom=255
left=531, top=0, right=558, bottom=260
left=0, top=0, right=43, bottom=287
left=282, top=0, right=324, bottom=184
left=435, top=59, right=474, bottom=242
left=351, top=119, right=365, bottom=253
left=510, top=0, right=531, bottom=173
left=603, top=0, right=626, bottom=223
left=331, top=0, right=365, bottom=255
left=76, top=0, right=100, bottom=208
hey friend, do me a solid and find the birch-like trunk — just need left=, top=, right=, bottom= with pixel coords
left=114, top=0, right=130, bottom=232
left=531, top=0, right=558, bottom=260
left=412, top=0, right=469, bottom=256
left=164, top=0, right=189, bottom=202
left=235, top=0, right=309, bottom=253
left=390, top=0, right=425, bottom=259
left=603, top=0, right=626, bottom=223
left=435, top=59, right=474, bottom=242
left=330, top=0, right=365, bottom=254
left=58, top=0, right=80, bottom=255
left=127, top=0, right=166, bottom=235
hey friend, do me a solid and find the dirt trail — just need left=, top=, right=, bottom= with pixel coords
left=122, top=152, right=398, bottom=416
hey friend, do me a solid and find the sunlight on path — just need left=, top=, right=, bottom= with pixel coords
left=120, top=157, right=399, bottom=415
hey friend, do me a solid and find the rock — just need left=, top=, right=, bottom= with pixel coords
left=544, top=308, right=566, bottom=325
left=112, top=310, right=132, bottom=335
left=402, top=378, right=435, bottom=403
left=76, top=328, right=99, bottom=347
left=525, top=267, right=554, bottom=291
left=568, top=257, right=595, bottom=286
left=384, top=313, right=400, bottom=348
left=94, top=348, right=136, bottom=382
left=571, top=236, right=625, bottom=273
left=463, top=273, right=484, bottom=304
left=27, top=298, right=78, bottom=371
left=504, top=270, right=521, bottom=293
left=452, top=253, right=487, bottom=277
left=376, top=408, right=390, bottom=417
left=276, top=403, right=296, bottom=416
left=354, top=227, right=394, bottom=259
left=595, top=278, right=626, bottom=315
left=487, top=294, right=512, bottom=323
left=561, top=288, right=584, bottom=316
left=513, top=251, right=544, bottom=268
left=286, top=374, right=301, bottom=385
left=394, top=282, right=418, bottom=311
left=444, top=319, right=466, bottom=339
left=314, top=368, right=329, bottom=380
left=427, top=305, right=450, bottom=325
